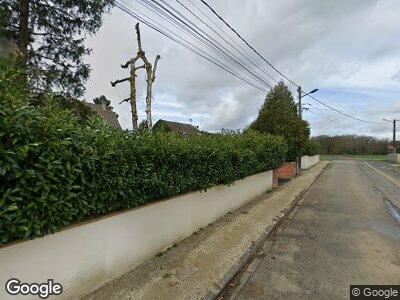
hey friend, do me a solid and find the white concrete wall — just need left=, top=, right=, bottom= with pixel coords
left=388, top=154, right=400, bottom=163
left=0, top=170, right=273, bottom=300
left=301, top=155, right=320, bottom=170
left=301, top=156, right=311, bottom=169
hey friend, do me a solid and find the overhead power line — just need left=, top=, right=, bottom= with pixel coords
left=309, top=107, right=399, bottom=113
left=174, top=0, right=279, bottom=85
left=115, top=1, right=266, bottom=91
left=198, top=0, right=299, bottom=87
left=186, top=0, right=259, bottom=63
left=306, top=109, right=380, bottom=135
left=196, top=0, right=388, bottom=126
left=124, top=0, right=275, bottom=90
left=307, top=109, right=341, bottom=125
left=148, top=0, right=274, bottom=88
left=307, top=95, right=385, bottom=125
left=115, top=0, right=387, bottom=127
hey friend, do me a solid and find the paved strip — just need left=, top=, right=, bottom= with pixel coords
left=82, top=163, right=328, bottom=300
left=364, top=161, right=400, bottom=189
left=359, top=161, right=400, bottom=211
left=230, top=160, right=400, bottom=300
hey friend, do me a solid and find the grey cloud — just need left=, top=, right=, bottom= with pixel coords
left=85, top=0, right=400, bottom=135
left=392, top=70, right=400, bottom=82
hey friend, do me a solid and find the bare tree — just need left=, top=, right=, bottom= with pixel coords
left=111, top=23, right=161, bottom=131
left=134, top=23, right=161, bottom=129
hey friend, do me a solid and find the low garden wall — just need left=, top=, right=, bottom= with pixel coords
left=388, top=154, right=400, bottom=163
left=274, top=161, right=297, bottom=180
left=0, top=170, right=273, bottom=300
left=301, top=155, right=320, bottom=170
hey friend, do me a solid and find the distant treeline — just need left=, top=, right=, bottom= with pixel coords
left=312, top=135, right=392, bottom=155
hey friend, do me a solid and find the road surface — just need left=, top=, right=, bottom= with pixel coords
left=225, top=160, right=400, bottom=299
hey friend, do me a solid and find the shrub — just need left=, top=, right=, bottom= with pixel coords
left=304, top=140, right=322, bottom=156
left=30, top=92, right=95, bottom=123
left=248, top=82, right=310, bottom=162
left=0, top=88, right=287, bottom=244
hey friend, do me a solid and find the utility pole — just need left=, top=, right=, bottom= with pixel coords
left=297, top=86, right=302, bottom=173
left=297, top=86, right=302, bottom=119
left=393, top=119, right=396, bottom=154
left=297, top=87, right=318, bottom=174
left=111, top=23, right=161, bottom=131
left=383, top=119, right=399, bottom=154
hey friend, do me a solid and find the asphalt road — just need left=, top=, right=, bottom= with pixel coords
left=227, top=160, right=400, bottom=299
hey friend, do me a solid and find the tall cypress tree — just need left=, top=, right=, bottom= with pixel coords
left=249, top=81, right=310, bottom=161
left=1, top=0, right=114, bottom=97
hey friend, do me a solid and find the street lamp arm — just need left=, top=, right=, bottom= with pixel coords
left=301, top=88, right=319, bottom=99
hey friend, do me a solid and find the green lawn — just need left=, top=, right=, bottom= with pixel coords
left=320, top=155, right=388, bottom=161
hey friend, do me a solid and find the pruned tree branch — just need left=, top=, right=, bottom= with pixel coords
left=135, top=23, right=143, bottom=52
left=152, top=55, right=161, bottom=82
left=119, top=98, right=130, bottom=104
left=111, top=77, right=130, bottom=87
left=121, top=55, right=140, bottom=69
left=135, top=64, right=145, bottom=71
left=121, top=61, right=130, bottom=69
left=111, top=22, right=161, bottom=132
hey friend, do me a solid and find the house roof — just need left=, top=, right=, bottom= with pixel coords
left=83, top=102, right=122, bottom=130
left=154, top=119, right=200, bottom=136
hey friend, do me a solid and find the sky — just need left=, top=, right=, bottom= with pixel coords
left=84, top=0, right=400, bottom=139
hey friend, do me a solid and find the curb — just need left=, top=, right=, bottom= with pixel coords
left=203, top=162, right=330, bottom=300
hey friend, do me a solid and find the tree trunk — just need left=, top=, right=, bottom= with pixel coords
left=18, top=0, right=29, bottom=68
left=145, top=66, right=153, bottom=129
left=145, top=55, right=160, bottom=130
left=130, top=63, right=138, bottom=131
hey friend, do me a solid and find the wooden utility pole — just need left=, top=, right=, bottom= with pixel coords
left=383, top=118, right=399, bottom=154
left=392, top=119, right=397, bottom=154
left=111, top=23, right=161, bottom=131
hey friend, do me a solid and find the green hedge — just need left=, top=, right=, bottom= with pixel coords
left=0, top=84, right=287, bottom=244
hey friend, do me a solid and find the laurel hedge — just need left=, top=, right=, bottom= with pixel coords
left=0, top=76, right=287, bottom=245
